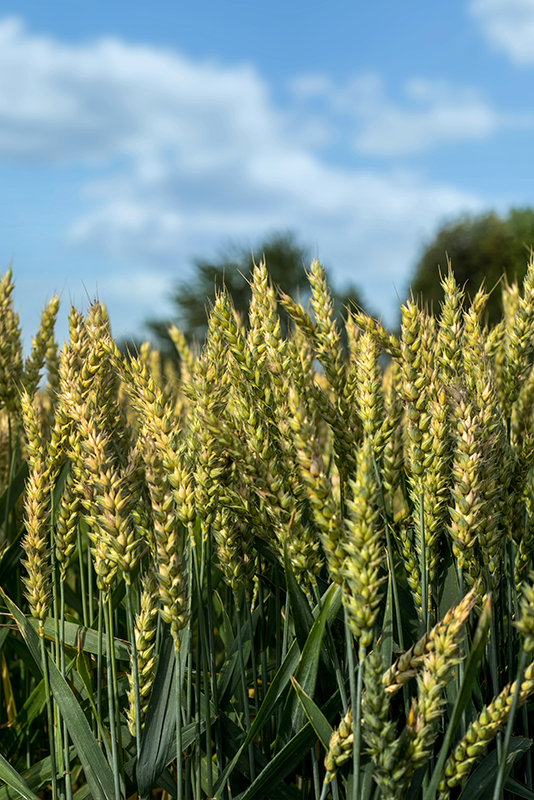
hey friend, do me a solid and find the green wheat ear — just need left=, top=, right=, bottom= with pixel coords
left=343, top=437, right=385, bottom=650
left=127, top=569, right=159, bottom=736
left=20, top=388, right=52, bottom=628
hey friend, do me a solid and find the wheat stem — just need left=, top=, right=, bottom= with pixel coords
left=175, top=642, right=184, bottom=800
left=257, top=565, right=272, bottom=758
left=59, top=580, right=73, bottom=800
left=206, top=530, right=224, bottom=777
left=40, top=625, right=58, bottom=800
left=282, top=591, right=291, bottom=662
left=245, top=596, right=260, bottom=717
left=96, top=594, right=104, bottom=749
left=234, top=590, right=255, bottom=781
left=185, top=648, right=193, bottom=800
left=106, top=597, right=122, bottom=800
left=311, top=746, right=320, bottom=800
left=345, top=612, right=357, bottom=800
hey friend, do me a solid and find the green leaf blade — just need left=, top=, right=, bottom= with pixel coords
left=0, top=753, right=41, bottom=800
left=2, top=592, right=116, bottom=800
left=291, top=675, right=333, bottom=749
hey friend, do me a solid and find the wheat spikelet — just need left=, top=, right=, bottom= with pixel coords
left=23, top=295, right=60, bottom=398
left=437, top=263, right=464, bottom=379
left=289, top=385, right=339, bottom=583
left=277, top=290, right=317, bottom=345
left=55, top=470, right=81, bottom=581
left=307, top=259, right=346, bottom=398
left=210, top=289, right=302, bottom=575
left=45, top=331, right=60, bottom=399
left=383, top=591, right=475, bottom=698
left=339, top=315, right=364, bottom=453
left=0, top=267, right=23, bottom=416
left=99, top=460, right=141, bottom=581
left=363, top=648, right=403, bottom=800
left=485, top=317, right=505, bottom=358
left=459, top=297, right=506, bottom=590
left=191, top=295, right=237, bottom=530
left=143, top=436, right=189, bottom=638
left=438, top=657, right=534, bottom=798
left=75, top=412, right=120, bottom=596
left=513, top=361, right=534, bottom=455
left=382, top=633, right=429, bottom=695
left=213, top=507, right=255, bottom=592
left=391, top=591, right=476, bottom=794
left=45, top=319, right=89, bottom=488
left=380, top=363, right=404, bottom=513
left=168, top=324, right=197, bottom=383
left=354, top=331, right=384, bottom=450
left=286, top=323, right=316, bottom=398
left=126, top=569, right=159, bottom=736
left=319, top=386, right=357, bottom=475
left=123, top=354, right=191, bottom=636
left=279, top=281, right=356, bottom=478
left=421, top=386, right=452, bottom=585
left=399, top=299, right=434, bottom=615
left=249, top=259, right=291, bottom=425
left=350, top=309, right=402, bottom=359
left=343, top=438, right=385, bottom=651
left=502, top=258, right=534, bottom=406
left=397, top=522, right=422, bottom=611
left=20, top=389, right=52, bottom=627
left=324, top=709, right=353, bottom=784
left=247, top=259, right=273, bottom=370
left=447, top=393, right=484, bottom=578
left=515, top=570, right=534, bottom=652
left=516, top=512, right=534, bottom=595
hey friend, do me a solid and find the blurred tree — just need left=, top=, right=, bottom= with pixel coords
left=146, top=230, right=367, bottom=353
left=408, top=208, right=534, bottom=326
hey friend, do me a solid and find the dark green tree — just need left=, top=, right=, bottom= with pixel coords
left=146, top=230, right=367, bottom=351
left=408, top=208, right=534, bottom=326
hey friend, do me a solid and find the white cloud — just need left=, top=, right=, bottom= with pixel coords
left=289, top=73, right=333, bottom=98
left=469, top=0, right=534, bottom=64
left=0, top=16, right=490, bottom=326
left=356, top=80, right=505, bottom=155
left=290, top=72, right=531, bottom=156
left=0, top=16, right=281, bottom=165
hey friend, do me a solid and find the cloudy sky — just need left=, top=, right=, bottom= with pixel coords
left=1, top=0, right=534, bottom=345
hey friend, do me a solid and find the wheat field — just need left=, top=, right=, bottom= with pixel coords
left=1, top=259, right=534, bottom=800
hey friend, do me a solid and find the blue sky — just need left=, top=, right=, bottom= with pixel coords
left=1, top=0, right=534, bottom=346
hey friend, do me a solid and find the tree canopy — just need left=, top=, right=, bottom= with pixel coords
left=147, top=230, right=367, bottom=351
left=408, top=208, right=534, bottom=326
